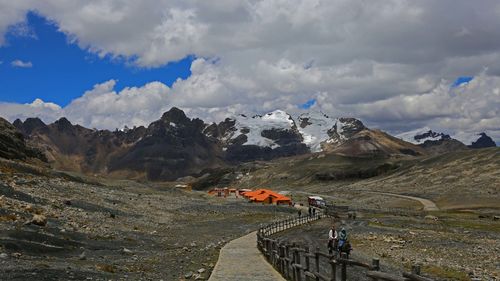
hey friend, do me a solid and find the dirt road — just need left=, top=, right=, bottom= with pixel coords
left=295, top=190, right=439, bottom=211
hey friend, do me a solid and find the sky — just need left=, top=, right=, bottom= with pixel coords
left=0, top=0, right=499, bottom=145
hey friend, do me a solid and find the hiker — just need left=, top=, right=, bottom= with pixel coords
left=337, top=227, right=352, bottom=258
left=327, top=224, right=338, bottom=255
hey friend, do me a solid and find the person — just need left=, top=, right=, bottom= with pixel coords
left=327, top=224, right=338, bottom=255
left=312, top=207, right=316, bottom=217
left=337, top=227, right=348, bottom=253
left=298, top=209, right=302, bottom=217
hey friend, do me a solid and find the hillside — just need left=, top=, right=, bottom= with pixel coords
left=229, top=148, right=500, bottom=210
left=10, top=108, right=436, bottom=181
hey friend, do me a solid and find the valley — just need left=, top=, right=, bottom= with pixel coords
left=1, top=110, right=499, bottom=280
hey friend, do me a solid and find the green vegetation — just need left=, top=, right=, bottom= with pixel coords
left=423, top=265, right=471, bottom=281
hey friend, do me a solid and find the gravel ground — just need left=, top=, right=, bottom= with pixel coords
left=0, top=160, right=295, bottom=281
left=272, top=212, right=500, bottom=281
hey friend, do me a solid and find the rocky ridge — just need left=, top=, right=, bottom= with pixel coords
left=8, top=108, right=491, bottom=181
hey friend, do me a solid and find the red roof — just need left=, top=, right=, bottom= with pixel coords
left=244, top=189, right=291, bottom=203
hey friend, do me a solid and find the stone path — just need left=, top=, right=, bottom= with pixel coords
left=208, top=231, right=285, bottom=281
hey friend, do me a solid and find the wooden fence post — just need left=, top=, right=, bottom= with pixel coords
left=315, top=247, right=320, bottom=275
left=305, top=247, right=310, bottom=281
left=369, top=258, right=380, bottom=281
left=330, top=259, right=337, bottom=281
left=271, top=240, right=276, bottom=266
left=340, top=253, right=347, bottom=281
left=288, top=243, right=293, bottom=280
left=412, top=264, right=421, bottom=275
left=279, top=244, right=285, bottom=274
left=295, top=248, right=302, bottom=281
left=266, top=239, right=270, bottom=260
left=372, top=258, right=380, bottom=271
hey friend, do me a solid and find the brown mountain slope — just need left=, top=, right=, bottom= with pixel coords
left=330, top=129, right=426, bottom=157
left=0, top=117, right=45, bottom=161
left=13, top=108, right=224, bottom=181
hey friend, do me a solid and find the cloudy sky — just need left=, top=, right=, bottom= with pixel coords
left=0, top=0, right=499, bottom=144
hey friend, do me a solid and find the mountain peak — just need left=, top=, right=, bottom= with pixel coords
left=397, top=127, right=452, bottom=144
left=54, top=117, right=74, bottom=131
left=469, top=132, right=496, bottom=148
left=160, top=107, right=189, bottom=124
left=15, top=117, right=48, bottom=135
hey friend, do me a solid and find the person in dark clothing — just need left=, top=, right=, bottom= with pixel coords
left=328, top=224, right=338, bottom=255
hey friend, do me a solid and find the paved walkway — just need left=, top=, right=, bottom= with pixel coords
left=208, top=231, right=285, bottom=281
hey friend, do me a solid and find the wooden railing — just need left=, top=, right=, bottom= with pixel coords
left=257, top=215, right=434, bottom=281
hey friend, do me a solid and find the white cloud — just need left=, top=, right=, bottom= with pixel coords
left=0, top=98, right=62, bottom=124
left=11, top=59, right=32, bottom=68
left=0, top=1, right=499, bottom=144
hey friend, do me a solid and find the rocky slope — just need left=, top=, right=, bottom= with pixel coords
left=108, top=108, right=223, bottom=180
left=0, top=117, right=45, bottom=161
left=0, top=158, right=292, bottom=281
left=204, top=110, right=308, bottom=162
left=13, top=108, right=222, bottom=181
left=398, top=128, right=496, bottom=153
left=468, top=132, right=497, bottom=148
left=7, top=108, right=460, bottom=181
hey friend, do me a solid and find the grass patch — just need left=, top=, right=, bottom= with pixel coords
left=96, top=264, right=116, bottom=273
left=0, top=214, right=18, bottom=222
left=422, top=265, right=470, bottom=281
left=440, top=219, right=500, bottom=233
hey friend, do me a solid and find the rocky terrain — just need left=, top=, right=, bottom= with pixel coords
left=0, top=117, right=46, bottom=162
left=397, top=128, right=496, bottom=153
left=3, top=108, right=500, bottom=281
left=275, top=211, right=500, bottom=281
left=0, top=158, right=294, bottom=280
left=10, top=108, right=497, bottom=182
left=469, top=133, right=497, bottom=149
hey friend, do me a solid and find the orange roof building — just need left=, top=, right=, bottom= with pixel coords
left=242, top=189, right=292, bottom=205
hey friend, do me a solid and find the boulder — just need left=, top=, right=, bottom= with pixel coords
left=31, top=214, right=47, bottom=226
left=424, top=215, right=438, bottom=221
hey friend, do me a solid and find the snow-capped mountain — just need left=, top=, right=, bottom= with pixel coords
left=208, top=110, right=369, bottom=153
left=297, top=111, right=336, bottom=152
left=226, top=110, right=300, bottom=148
left=397, top=127, right=496, bottom=149
left=397, top=127, right=451, bottom=144
left=323, top=117, right=367, bottom=150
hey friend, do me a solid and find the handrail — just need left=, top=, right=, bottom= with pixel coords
left=257, top=214, right=435, bottom=281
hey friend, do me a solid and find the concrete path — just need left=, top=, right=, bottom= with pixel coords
left=208, top=231, right=285, bottom=281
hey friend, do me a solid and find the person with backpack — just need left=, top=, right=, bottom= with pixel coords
left=337, top=227, right=351, bottom=258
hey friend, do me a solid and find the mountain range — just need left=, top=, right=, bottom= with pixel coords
left=2, top=107, right=496, bottom=181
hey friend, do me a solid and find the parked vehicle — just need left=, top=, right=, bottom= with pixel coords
left=308, top=196, right=326, bottom=208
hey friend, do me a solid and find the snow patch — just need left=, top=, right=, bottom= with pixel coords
left=227, top=110, right=295, bottom=148
left=297, top=111, right=336, bottom=152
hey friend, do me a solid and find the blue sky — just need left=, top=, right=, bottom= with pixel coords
left=0, top=12, right=193, bottom=106
left=452, top=76, right=473, bottom=87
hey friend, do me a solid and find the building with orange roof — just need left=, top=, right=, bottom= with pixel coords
left=243, top=189, right=292, bottom=205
